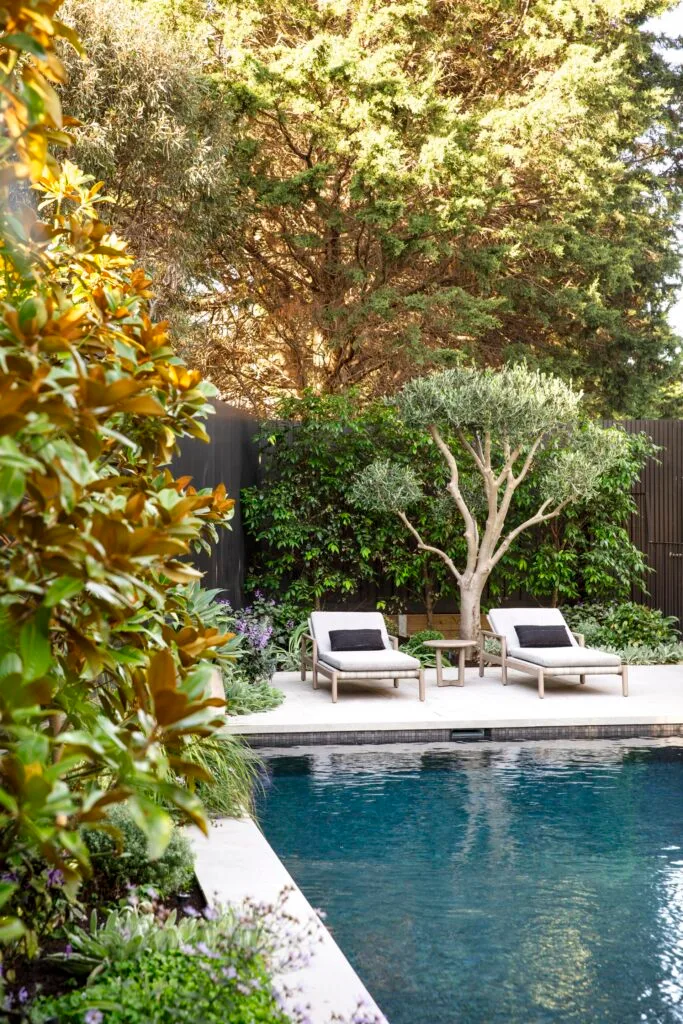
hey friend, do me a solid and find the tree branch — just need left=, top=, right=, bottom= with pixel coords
left=398, top=511, right=462, bottom=583
left=456, top=428, right=486, bottom=475
left=489, top=497, right=573, bottom=570
left=430, top=425, right=479, bottom=569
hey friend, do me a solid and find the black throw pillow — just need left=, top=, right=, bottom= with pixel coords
left=515, top=624, right=572, bottom=648
left=329, top=629, right=385, bottom=652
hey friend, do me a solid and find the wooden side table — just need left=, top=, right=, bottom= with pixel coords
left=422, top=639, right=477, bottom=687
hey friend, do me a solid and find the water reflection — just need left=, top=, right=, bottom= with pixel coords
left=259, top=740, right=683, bottom=1024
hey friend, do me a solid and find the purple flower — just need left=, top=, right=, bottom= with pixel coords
left=223, top=965, right=237, bottom=980
left=18, top=987, right=29, bottom=1005
left=84, top=1010, right=104, bottom=1024
left=286, top=619, right=294, bottom=630
left=202, top=904, right=219, bottom=921
left=254, top=589, right=264, bottom=599
left=47, top=867, right=64, bottom=887
left=183, top=905, right=200, bottom=917
left=65, top=943, right=73, bottom=958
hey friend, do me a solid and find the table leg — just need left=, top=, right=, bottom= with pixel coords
left=458, top=647, right=466, bottom=687
left=436, top=648, right=443, bottom=687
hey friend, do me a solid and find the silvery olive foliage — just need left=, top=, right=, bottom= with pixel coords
left=348, top=460, right=423, bottom=515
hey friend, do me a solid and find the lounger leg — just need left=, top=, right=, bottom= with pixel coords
left=393, top=677, right=399, bottom=688
left=478, top=644, right=485, bottom=677
left=331, top=671, right=338, bottom=704
left=579, top=674, right=586, bottom=685
left=538, top=669, right=544, bottom=699
left=501, top=659, right=508, bottom=686
left=622, top=664, right=629, bottom=697
left=418, top=669, right=425, bottom=702
left=300, top=635, right=306, bottom=682
left=312, top=661, right=318, bottom=690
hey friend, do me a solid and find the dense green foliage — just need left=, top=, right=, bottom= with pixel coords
left=31, top=941, right=289, bottom=1023
left=562, top=602, right=681, bottom=648
left=83, top=808, right=194, bottom=900
left=26, top=896, right=319, bottom=1024
left=243, top=392, right=463, bottom=615
left=60, top=0, right=683, bottom=414
left=243, top=392, right=654, bottom=615
left=399, top=630, right=445, bottom=668
left=562, top=602, right=683, bottom=664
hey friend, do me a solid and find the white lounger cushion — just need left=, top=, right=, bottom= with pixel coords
left=488, top=607, right=579, bottom=649
left=309, top=611, right=391, bottom=654
left=507, top=646, right=621, bottom=669
left=319, top=649, right=421, bottom=673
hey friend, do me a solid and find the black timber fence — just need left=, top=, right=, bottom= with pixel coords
left=175, top=408, right=683, bottom=623
left=615, top=419, right=683, bottom=625
left=173, top=401, right=260, bottom=607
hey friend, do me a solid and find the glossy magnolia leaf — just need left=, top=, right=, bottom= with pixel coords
left=0, top=466, right=26, bottom=517
left=0, top=32, right=46, bottom=57
left=127, top=797, right=174, bottom=860
left=0, top=881, right=17, bottom=911
left=118, top=395, right=165, bottom=416
left=0, top=916, right=26, bottom=944
left=43, top=576, right=83, bottom=606
left=19, top=607, right=52, bottom=681
left=147, top=648, right=176, bottom=695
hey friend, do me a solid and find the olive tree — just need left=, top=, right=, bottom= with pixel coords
left=350, top=366, right=630, bottom=640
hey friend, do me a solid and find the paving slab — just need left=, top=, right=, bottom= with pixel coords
left=222, top=664, right=683, bottom=734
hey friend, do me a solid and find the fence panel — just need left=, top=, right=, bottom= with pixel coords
left=173, top=401, right=260, bottom=606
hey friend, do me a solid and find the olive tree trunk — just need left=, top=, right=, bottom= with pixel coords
left=398, top=425, right=571, bottom=642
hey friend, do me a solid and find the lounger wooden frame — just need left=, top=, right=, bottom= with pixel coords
left=478, top=628, right=629, bottom=700
left=300, top=632, right=426, bottom=704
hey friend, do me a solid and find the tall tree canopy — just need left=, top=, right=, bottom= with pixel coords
left=61, top=0, right=683, bottom=414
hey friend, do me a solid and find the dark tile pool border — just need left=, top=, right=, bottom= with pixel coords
left=242, top=723, right=683, bottom=747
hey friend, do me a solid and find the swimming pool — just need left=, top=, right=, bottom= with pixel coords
left=257, top=741, right=683, bottom=1024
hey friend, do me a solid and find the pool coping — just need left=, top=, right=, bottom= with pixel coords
left=188, top=817, right=387, bottom=1024
left=238, top=722, right=683, bottom=747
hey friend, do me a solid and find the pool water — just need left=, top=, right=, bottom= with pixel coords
left=256, top=742, right=683, bottom=1024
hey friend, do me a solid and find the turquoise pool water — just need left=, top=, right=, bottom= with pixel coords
left=257, top=742, right=683, bottom=1024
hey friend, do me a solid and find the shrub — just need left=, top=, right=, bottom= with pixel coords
left=613, top=642, right=683, bottom=665
left=84, top=808, right=194, bottom=901
left=399, top=630, right=445, bottom=667
left=30, top=947, right=290, bottom=1024
left=30, top=895, right=320, bottom=1024
left=47, top=903, right=264, bottom=977
left=562, top=602, right=680, bottom=649
left=222, top=678, right=285, bottom=717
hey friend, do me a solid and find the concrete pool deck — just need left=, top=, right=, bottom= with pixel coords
left=223, top=663, right=683, bottom=740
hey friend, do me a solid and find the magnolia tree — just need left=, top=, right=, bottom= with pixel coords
left=350, top=366, right=629, bottom=640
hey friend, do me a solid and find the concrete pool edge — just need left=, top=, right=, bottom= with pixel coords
left=188, top=817, right=387, bottom=1024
